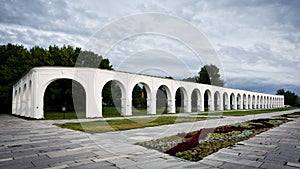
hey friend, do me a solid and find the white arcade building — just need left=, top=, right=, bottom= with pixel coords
left=12, top=67, right=284, bottom=119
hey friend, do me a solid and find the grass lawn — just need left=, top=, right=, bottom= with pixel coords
left=198, top=107, right=296, bottom=116
left=54, top=116, right=208, bottom=133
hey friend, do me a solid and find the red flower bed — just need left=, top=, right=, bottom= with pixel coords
left=166, top=128, right=215, bottom=155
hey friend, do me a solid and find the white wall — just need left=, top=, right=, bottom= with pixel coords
left=12, top=67, right=285, bottom=119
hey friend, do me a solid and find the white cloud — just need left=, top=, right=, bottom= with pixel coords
left=0, top=0, right=299, bottom=94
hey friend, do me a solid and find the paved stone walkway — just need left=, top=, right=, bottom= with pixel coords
left=0, top=109, right=299, bottom=169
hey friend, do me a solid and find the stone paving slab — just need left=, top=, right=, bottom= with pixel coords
left=0, top=109, right=299, bottom=168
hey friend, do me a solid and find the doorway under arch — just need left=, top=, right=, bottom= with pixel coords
left=131, top=82, right=151, bottom=116
left=44, top=79, right=86, bottom=119
left=230, top=93, right=235, bottom=110
left=237, top=94, right=242, bottom=109
left=223, top=92, right=229, bottom=110
left=191, top=89, right=201, bottom=112
left=214, top=91, right=221, bottom=111
left=156, top=85, right=171, bottom=114
left=102, top=80, right=125, bottom=117
left=243, top=94, right=247, bottom=109
left=204, top=89, right=212, bottom=111
left=175, top=87, right=188, bottom=113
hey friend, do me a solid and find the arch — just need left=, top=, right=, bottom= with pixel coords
left=191, top=88, right=201, bottom=112
left=27, top=80, right=32, bottom=117
left=102, top=80, right=126, bottom=117
left=214, top=91, right=221, bottom=111
left=204, top=89, right=212, bottom=111
left=237, top=93, right=242, bottom=109
left=131, top=82, right=151, bottom=115
left=223, top=92, right=229, bottom=110
left=43, top=78, right=87, bottom=119
left=22, top=83, right=27, bottom=117
left=259, top=96, right=262, bottom=108
left=270, top=97, right=273, bottom=108
left=156, top=85, right=172, bottom=114
left=252, top=95, right=256, bottom=109
left=247, top=94, right=251, bottom=109
left=17, top=87, right=21, bottom=115
left=230, top=93, right=236, bottom=110
left=256, top=96, right=260, bottom=109
left=242, top=94, right=247, bottom=109
left=175, top=87, right=188, bottom=113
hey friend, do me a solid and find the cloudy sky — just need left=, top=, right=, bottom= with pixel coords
left=1, top=0, right=299, bottom=95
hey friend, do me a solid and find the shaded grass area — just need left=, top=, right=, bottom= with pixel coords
left=44, top=107, right=297, bottom=120
left=44, top=111, right=85, bottom=120
left=198, top=107, right=296, bottom=116
left=54, top=116, right=208, bottom=133
left=45, top=107, right=174, bottom=119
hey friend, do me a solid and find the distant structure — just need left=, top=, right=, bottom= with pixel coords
left=12, top=67, right=284, bottom=119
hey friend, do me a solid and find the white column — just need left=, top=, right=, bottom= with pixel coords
left=210, top=97, right=214, bottom=111
left=168, top=99, right=176, bottom=113
left=86, top=87, right=102, bottom=118
left=186, top=98, right=191, bottom=112
left=200, top=93, right=205, bottom=111
left=220, top=95, right=224, bottom=111
left=149, top=91, right=156, bottom=115
left=124, top=97, right=132, bottom=116
left=12, top=89, right=16, bottom=115
left=244, top=97, right=248, bottom=110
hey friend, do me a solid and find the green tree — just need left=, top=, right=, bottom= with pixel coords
left=276, top=89, right=299, bottom=106
left=0, top=43, right=114, bottom=114
left=196, top=64, right=224, bottom=87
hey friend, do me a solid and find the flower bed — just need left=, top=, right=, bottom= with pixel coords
left=136, top=117, right=289, bottom=161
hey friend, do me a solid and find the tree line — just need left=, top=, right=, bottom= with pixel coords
left=276, top=89, right=300, bottom=107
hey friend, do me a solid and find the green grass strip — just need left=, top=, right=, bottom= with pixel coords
left=54, top=116, right=208, bottom=133
left=198, top=107, right=296, bottom=116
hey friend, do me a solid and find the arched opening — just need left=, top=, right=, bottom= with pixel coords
left=44, top=79, right=86, bottom=119
left=17, top=87, right=21, bottom=114
left=248, top=95, right=251, bottom=109
left=257, top=96, right=260, bottom=109
left=175, top=87, right=187, bottom=113
left=223, top=92, right=229, bottom=110
left=156, top=85, right=171, bottom=114
left=264, top=96, right=267, bottom=108
left=252, top=95, right=256, bottom=109
left=242, top=94, right=247, bottom=109
left=230, top=93, right=235, bottom=110
left=22, top=83, right=27, bottom=116
left=28, top=81, right=32, bottom=116
left=132, top=82, right=150, bottom=116
left=237, top=94, right=241, bottom=109
left=214, top=91, right=221, bottom=111
left=204, top=89, right=212, bottom=111
left=191, top=89, right=201, bottom=112
left=102, top=80, right=125, bottom=117
left=260, top=96, right=263, bottom=108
